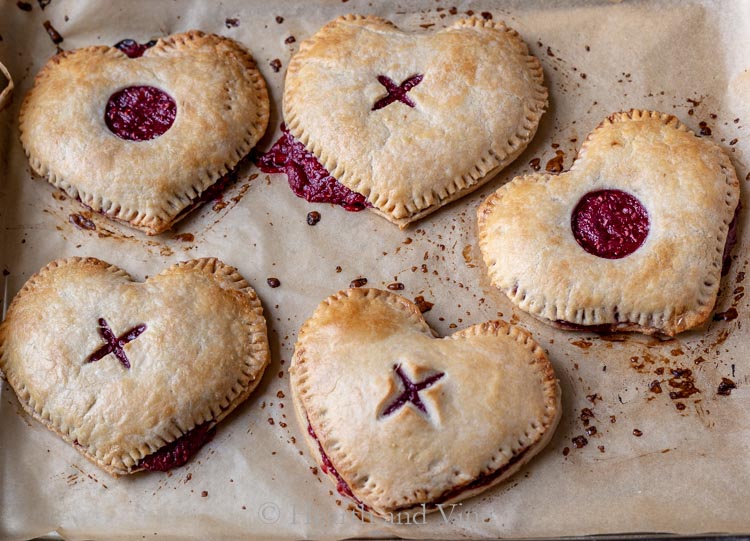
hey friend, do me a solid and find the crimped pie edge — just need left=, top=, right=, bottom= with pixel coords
left=283, top=14, right=548, bottom=228
left=18, top=30, right=270, bottom=235
left=0, top=256, right=270, bottom=476
left=477, top=109, right=741, bottom=336
left=290, top=287, right=560, bottom=517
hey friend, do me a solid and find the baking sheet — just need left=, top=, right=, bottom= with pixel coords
left=1, top=0, right=750, bottom=539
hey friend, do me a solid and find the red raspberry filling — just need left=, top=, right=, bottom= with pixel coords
left=256, top=124, right=371, bottom=212
left=571, top=189, right=649, bottom=259
left=306, top=421, right=367, bottom=509
left=114, top=38, right=157, bottom=59
left=372, top=74, right=423, bottom=111
left=722, top=202, right=741, bottom=275
left=427, top=446, right=530, bottom=510
left=381, top=364, right=444, bottom=417
left=105, top=85, right=176, bottom=142
left=139, top=423, right=215, bottom=472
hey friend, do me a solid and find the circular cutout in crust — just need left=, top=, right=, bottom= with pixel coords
left=571, top=189, right=649, bottom=259
left=478, top=109, right=741, bottom=336
left=105, top=85, right=177, bottom=142
left=20, top=30, right=270, bottom=235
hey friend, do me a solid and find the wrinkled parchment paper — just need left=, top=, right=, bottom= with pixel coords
left=2, top=0, right=750, bottom=539
left=0, top=60, right=12, bottom=112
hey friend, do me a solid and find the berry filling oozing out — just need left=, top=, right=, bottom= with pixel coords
left=257, top=124, right=371, bottom=212
left=306, top=420, right=367, bottom=509
left=138, top=423, right=216, bottom=472
left=114, top=38, right=157, bottom=59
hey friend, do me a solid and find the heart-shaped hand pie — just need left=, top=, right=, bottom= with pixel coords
left=279, top=15, right=547, bottom=228
left=290, top=288, right=560, bottom=517
left=19, top=31, right=270, bottom=235
left=0, top=59, right=12, bottom=112
left=0, top=257, right=270, bottom=475
left=478, top=110, right=741, bottom=336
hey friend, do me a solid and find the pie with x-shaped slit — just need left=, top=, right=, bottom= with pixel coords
left=0, top=257, right=270, bottom=475
left=290, top=288, right=560, bottom=517
left=261, top=14, right=547, bottom=228
left=478, top=110, right=741, bottom=336
left=19, top=30, right=269, bottom=235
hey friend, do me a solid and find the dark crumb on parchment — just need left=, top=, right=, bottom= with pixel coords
left=413, top=296, right=433, bottom=313
left=43, top=20, right=64, bottom=44
left=69, top=213, right=96, bottom=231
left=306, top=211, right=321, bottom=225
left=698, top=121, right=712, bottom=136
left=572, top=435, right=588, bottom=448
left=717, top=378, right=736, bottom=396
left=545, top=150, right=565, bottom=173
left=580, top=408, right=594, bottom=426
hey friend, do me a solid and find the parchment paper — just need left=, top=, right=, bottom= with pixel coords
left=0, top=60, right=11, bottom=112
left=1, top=0, right=750, bottom=539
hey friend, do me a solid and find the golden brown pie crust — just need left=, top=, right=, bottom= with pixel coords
left=284, top=15, right=547, bottom=228
left=19, top=31, right=269, bottom=235
left=0, top=257, right=270, bottom=476
left=478, top=110, right=741, bottom=336
left=290, top=288, right=560, bottom=517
